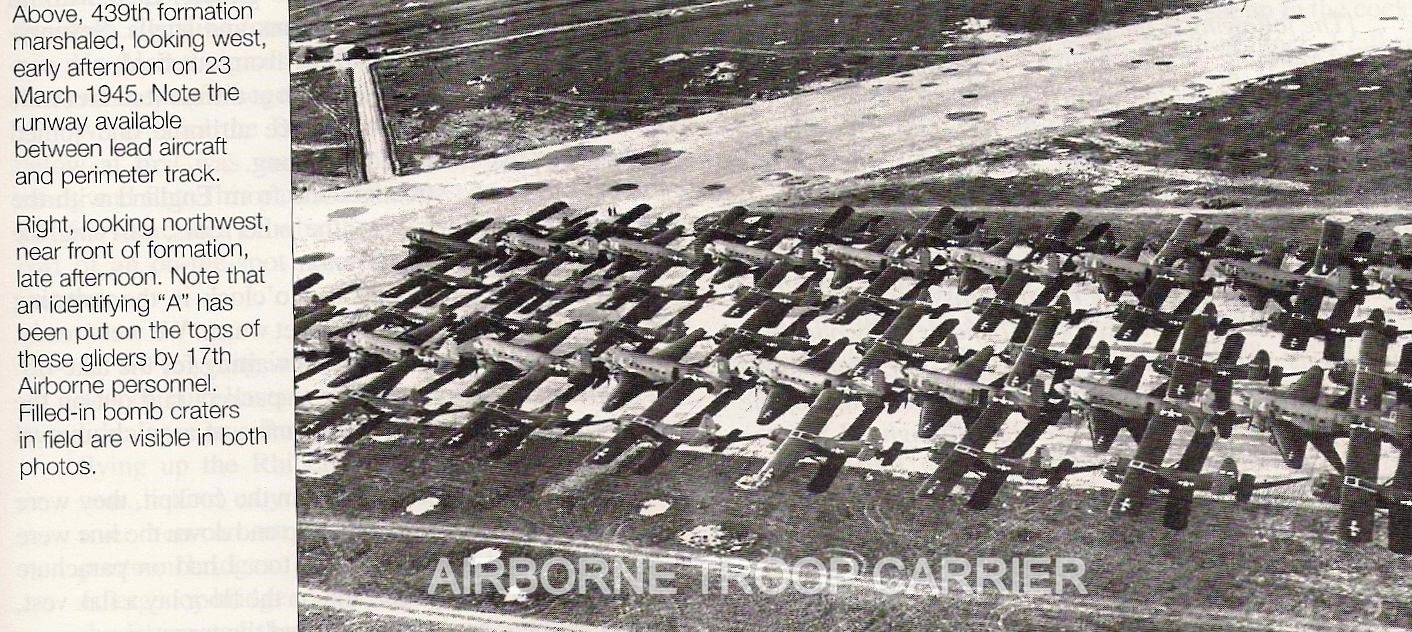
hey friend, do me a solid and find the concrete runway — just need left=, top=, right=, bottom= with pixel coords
left=293, top=1, right=1410, bottom=501
left=295, top=228, right=1409, bottom=510
left=292, top=0, right=1408, bottom=297
left=350, top=62, right=397, bottom=180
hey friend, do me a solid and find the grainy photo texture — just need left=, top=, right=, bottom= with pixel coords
left=288, top=1, right=1411, bottom=629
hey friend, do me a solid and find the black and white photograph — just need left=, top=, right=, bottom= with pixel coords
left=286, top=1, right=1411, bottom=629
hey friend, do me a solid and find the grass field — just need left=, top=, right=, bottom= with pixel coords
left=790, top=49, right=1411, bottom=209
left=292, top=67, right=363, bottom=195
left=301, top=606, right=470, bottom=632
left=376, top=0, right=1215, bottom=176
left=298, top=427, right=1412, bottom=630
left=283, top=0, right=1216, bottom=184
left=292, top=0, right=733, bottom=55
left=291, top=0, right=1214, bottom=57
